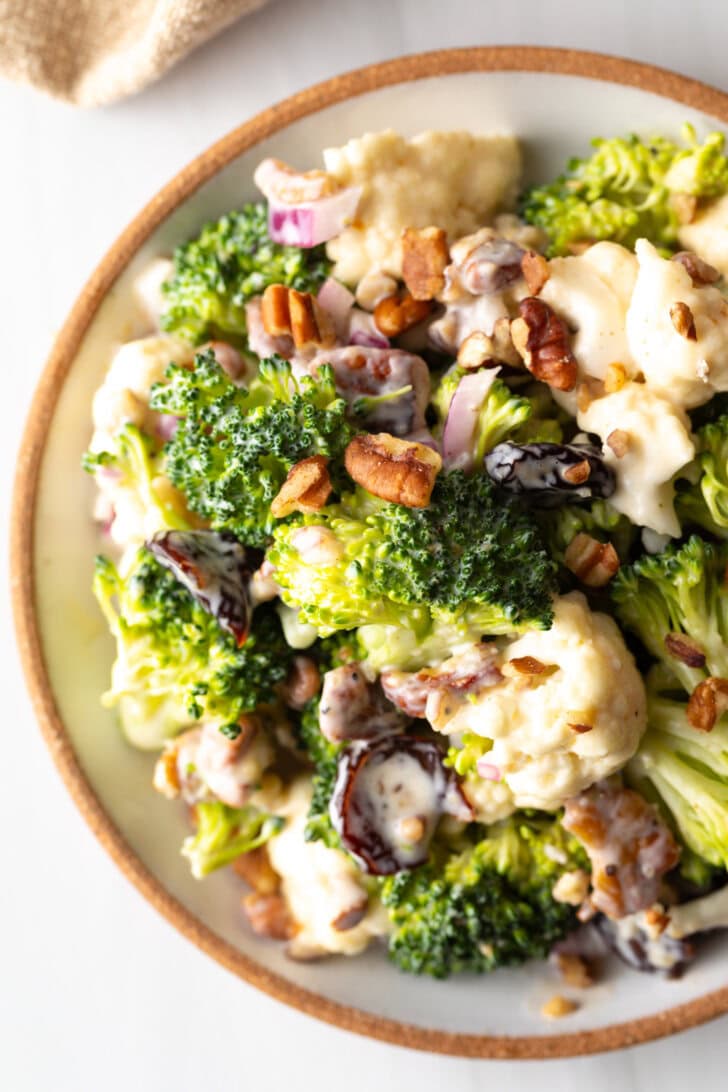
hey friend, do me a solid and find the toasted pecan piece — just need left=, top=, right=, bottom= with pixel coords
left=606, top=429, right=630, bottom=458
left=374, top=291, right=433, bottom=337
left=672, top=250, right=721, bottom=285
left=270, top=455, right=332, bottom=518
left=510, top=297, right=578, bottom=391
left=242, top=892, right=297, bottom=940
left=687, top=676, right=728, bottom=732
left=564, top=533, right=620, bottom=588
left=261, top=284, right=336, bottom=349
left=541, top=995, right=580, bottom=1020
left=604, top=362, right=627, bottom=393
left=521, top=250, right=550, bottom=295
left=401, top=226, right=449, bottom=300
left=344, top=432, right=442, bottom=508
left=503, top=656, right=558, bottom=677
left=457, top=317, right=521, bottom=370
left=670, top=301, right=698, bottom=341
left=233, top=846, right=281, bottom=895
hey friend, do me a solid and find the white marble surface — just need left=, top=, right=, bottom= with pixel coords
left=3, top=1, right=728, bottom=1087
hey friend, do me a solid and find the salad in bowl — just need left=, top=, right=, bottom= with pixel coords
left=84, top=121, right=728, bottom=1006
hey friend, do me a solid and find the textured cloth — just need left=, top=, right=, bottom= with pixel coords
left=0, top=0, right=270, bottom=106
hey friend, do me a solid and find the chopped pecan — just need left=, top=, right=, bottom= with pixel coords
left=606, top=429, right=630, bottom=458
left=541, top=995, right=580, bottom=1020
left=261, top=284, right=336, bottom=349
left=553, top=952, right=594, bottom=989
left=457, top=317, right=521, bottom=370
left=564, top=533, right=620, bottom=587
left=664, top=633, right=706, bottom=669
left=282, top=655, right=321, bottom=710
left=521, top=250, right=550, bottom=295
left=552, top=869, right=590, bottom=906
left=401, top=226, right=449, bottom=300
left=604, top=362, right=627, bottom=394
left=344, top=432, right=442, bottom=508
left=374, top=291, right=433, bottom=337
left=242, top=892, right=297, bottom=940
left=270, top=455, right=332, bottom=518
left=152, top=745, right=181, bottom=799
left=233, top=846, right=281, bottom=895
left=504, top=656, right=557, bottom=677
left=562, top=459, right=591, bottom=485
left=510, top=298, right=578, bottom=391
left=670, top=301, right=698, bottom=341
left=672, top=250, right=721, bottom=285
left=686, top=676, right=728, bottom=732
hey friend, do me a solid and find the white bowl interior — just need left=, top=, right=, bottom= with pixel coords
left=34, top=69, right=728, bottom=1039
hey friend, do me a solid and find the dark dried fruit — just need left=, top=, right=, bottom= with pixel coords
left=484, top=442, right=616, bottom=507
left=595, top=915, right=694, bottom=979
left=330, top=736, right=473, bottom=875
left=147, top=530, right=253, bottom=645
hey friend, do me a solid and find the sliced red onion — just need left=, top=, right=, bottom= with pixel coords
left=476, top=758, right=502, bottom=782
left=442, top=368, right=500, bottom=472
left=156, top=414, right=180, bottom=442
left=267, top=185, right=362, bottom=248
left=348, top=308, right=390, bottom=349
left=317, top=278, right=355, bottom=338
left=206, top=340, right=246, bottom=381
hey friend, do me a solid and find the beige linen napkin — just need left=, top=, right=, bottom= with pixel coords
left=0, top=0, right=270, bottom=106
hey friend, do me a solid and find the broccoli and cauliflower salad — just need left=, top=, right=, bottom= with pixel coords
left=86, top=124, right=728, bottom=1002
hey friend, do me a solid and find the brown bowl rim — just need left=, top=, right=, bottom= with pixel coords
left=11, top=46, right=728, bottom=1059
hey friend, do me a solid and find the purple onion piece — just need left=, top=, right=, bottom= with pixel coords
left=330, top=735, right=473, bottom=875
left=442, top=368, right=500, bottom=471
left=147, top=530, right=253, bottom=645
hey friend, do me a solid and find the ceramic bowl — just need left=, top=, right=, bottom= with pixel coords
left=12, top=47, right=728, bottom=1058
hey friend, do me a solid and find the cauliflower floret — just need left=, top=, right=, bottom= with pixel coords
left=678, top=193, right=728, bottom=279
left=132, top=258, right=174, bottom=332
left=430, top=593, right=647, bottom=821
left=539, top=242, right=637, bottom=390
left=323, top=130, right=520, bottom=284
left=266, top=778, right=389, bottom=958
left=578, top=381, right=695, bottom=536
left=626, top=238, right=728, bottom=408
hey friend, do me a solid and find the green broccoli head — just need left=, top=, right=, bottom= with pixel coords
left=150, top=351, right=354, bottom=548
left=612, top=535, right=728, bottom=693
left=522, top=127, right=728, bottom=256
left=182, top=801, right=284, bottom=878
left=675, top=415, right=728, bottom=539
left=160, top=203, right=331, bottom=344
left=630, top=689, right=728, bottom=870
left=268, top=472, right=556, bottom=652
left=380, top=815, right=586, bottom=978
left=93, top=548, right=293, bottom=748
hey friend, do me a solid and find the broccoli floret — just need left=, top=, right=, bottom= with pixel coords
left=522, top=126, right=728, bottom=256
left=380, top=815, right=585, bottom=978
left=93, top=548, right=292, bottom=748
left=182, top=801, right=284, bottom=878
left=160, top=203, right=330, bottom=344
left=83, top=424, right=191, bottom=532
left=150, top=351, right=353, bottom=548
left=432, top=367, right=539, bottom=466
left=269, top=473, right=556, bottom=651
left=612, top=536, right=728, bottom=693
left=675, top=415, right=728, bottom=538
left=630, top=689, right=728, bottom=870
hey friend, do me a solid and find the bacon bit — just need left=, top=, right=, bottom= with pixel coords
left=670, top=301, right=698, bottom=341
left=604, top=362, right=627, bottom=394
left=664, top=633, right=706, bottom=669
left=553, top=952, right=594, bottom=989
left=562, top=459, right=591, bottom=485
left=152, top=746, right=181, bottom=799
left=521, top=250, right=550, bottom=295
left=564, top=533, right=620, bottom=588
left=568, top=722, right=593, bottom=734
left=541, top=995, right=580, bottom=1020
left=672, top=250, right=721, bottom=285
left=606, top=429, right=630, bottom=458
left=505, top=655, right=558, bottom=677
left=687, top=676, right=728, bottom=732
